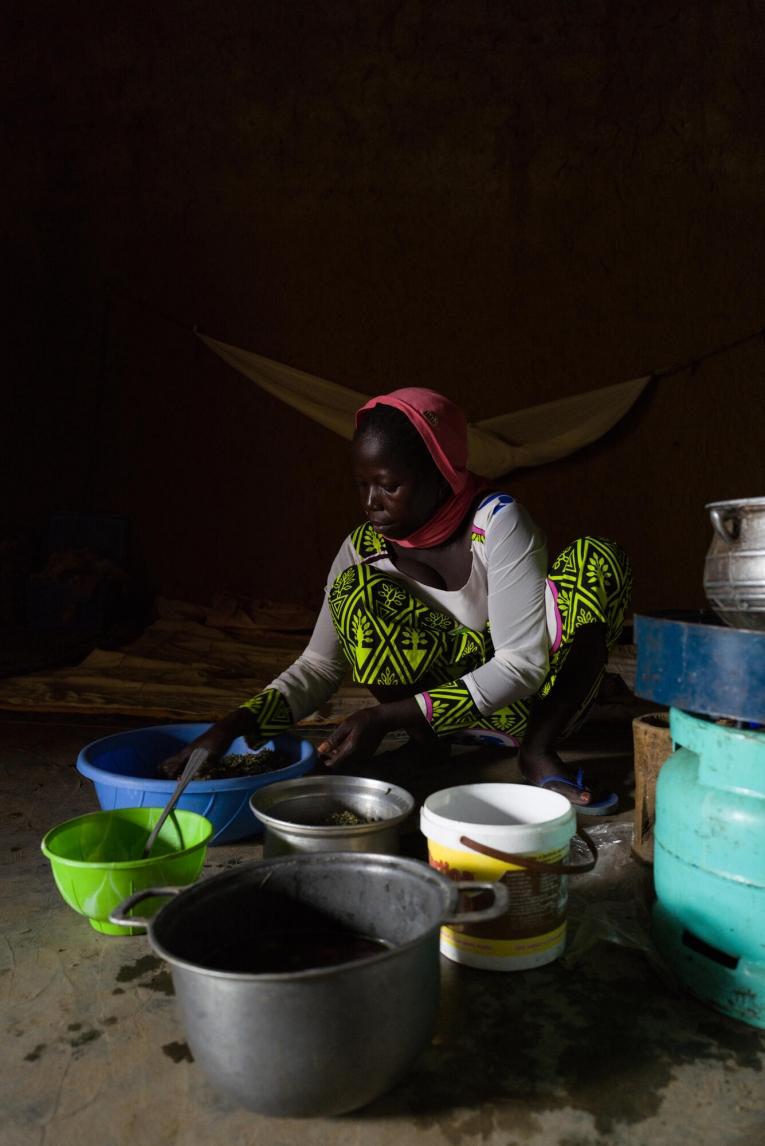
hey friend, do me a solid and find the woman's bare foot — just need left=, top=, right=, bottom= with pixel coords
left=518, top=745, right=594, bottom=806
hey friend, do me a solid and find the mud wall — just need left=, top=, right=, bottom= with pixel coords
left=5, top=1, right=765, bottom=615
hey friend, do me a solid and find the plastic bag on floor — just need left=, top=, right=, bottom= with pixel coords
left=563, top=821, right=668, bottom=976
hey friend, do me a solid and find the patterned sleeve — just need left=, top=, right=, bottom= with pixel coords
left=239, top=536, right=356, bottom=727
left=415, top=500, right=550, bottom=735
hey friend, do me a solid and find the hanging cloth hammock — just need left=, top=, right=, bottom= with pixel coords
left=198, top=333, right=650, bottom=479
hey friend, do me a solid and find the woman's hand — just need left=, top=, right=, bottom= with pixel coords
left=158, top=727, right=229, bottom=778
left=158, top=708, right=260, bottom=778
left=317, top=697, right=431, bottom=769
left=317, top=707, right=390, bottom=770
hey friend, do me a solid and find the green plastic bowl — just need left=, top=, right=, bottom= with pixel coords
left=41, top=806, right=213, bottom=936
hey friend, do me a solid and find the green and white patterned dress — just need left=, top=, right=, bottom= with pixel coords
left=241, top=494, right=632, bottom=745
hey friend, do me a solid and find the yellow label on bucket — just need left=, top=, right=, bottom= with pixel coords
left=428, top=839, right=566, bottom=880
left=427, top=838, right=569, bottom=968
left=440, top=922, right=566, bottom=960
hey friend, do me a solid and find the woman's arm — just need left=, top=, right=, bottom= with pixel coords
left=160, top=537, right=355, bottom=775
left=253, top=596, right=347, bottom=724
left=412, top=500, right=550, bottom=737
left=464, top=499, right=550, bottom=710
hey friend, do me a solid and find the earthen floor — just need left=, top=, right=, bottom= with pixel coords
left=2, top=713, right=763, bottom=1146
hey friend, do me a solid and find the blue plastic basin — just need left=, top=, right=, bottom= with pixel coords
left=76, top=724, right=317, bottom=846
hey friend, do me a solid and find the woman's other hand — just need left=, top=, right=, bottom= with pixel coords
left=318, top=697, right=432, bottom=770
left=317, top=707, right=388, bottom=770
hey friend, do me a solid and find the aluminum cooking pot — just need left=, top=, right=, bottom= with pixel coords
left=249, top=773, right=416, bottom=857
left=704, top=496, right=765, bottom=630
left=111, top=852, right=508, bottom=1117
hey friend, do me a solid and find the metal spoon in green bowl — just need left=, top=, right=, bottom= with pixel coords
left=142, top=747, right=210, bottom=858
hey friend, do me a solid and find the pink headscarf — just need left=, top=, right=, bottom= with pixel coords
left=354, top=387, right=489, bottom=548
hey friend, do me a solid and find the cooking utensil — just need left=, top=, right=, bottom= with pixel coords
left=41, top=806, right=212, bottom=934
left=704, top=496, right=765, bottom=629
left=110, top=853, right=508, bottom=1116
left=142, top=747, right=209, bottom=858
left=76, top=727, right=317, bottom=845
left=249, top=773, right=415, bottom=856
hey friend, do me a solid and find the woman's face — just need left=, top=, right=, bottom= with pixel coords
left=351, top=432, right=448, bottom=541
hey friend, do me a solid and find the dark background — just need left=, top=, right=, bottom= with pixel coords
left=4, top=1, right=765, bottom=620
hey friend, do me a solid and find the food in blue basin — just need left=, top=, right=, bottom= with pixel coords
left=76, top=725, right=317, bottom=845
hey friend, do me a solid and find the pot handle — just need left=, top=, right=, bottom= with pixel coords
left=459, top=827, right=598, bottom=875
left=709, top=507, right=740, bottom=544
left=444, top=879, right=510, bottom=925
left=109, top=885, right=183, bottom=929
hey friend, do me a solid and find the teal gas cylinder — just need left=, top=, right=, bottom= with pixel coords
left=652, top=707, right=765, bottom=1028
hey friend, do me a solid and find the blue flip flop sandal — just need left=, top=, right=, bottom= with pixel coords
left=535, top=767, right=619, bottom=816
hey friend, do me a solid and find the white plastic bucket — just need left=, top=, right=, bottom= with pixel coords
left=420, top=783, right=577, bottom=971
